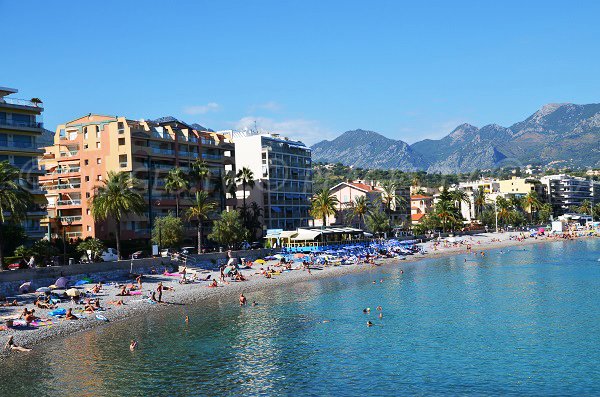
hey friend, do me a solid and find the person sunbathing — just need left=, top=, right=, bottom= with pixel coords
left=35, top=296, right=55, bottom=309
left=116, top=286, right=130, bottom=296
left=83, top=302, right=96, bottom=313
left=1, top=299, right=20, bottom=307
left=208, top=280, right=218, bottom=288
left=90, top=283, right=102, bottom=294
left=5, top=336, right=31, bottom=352
left=65, top=308, right=78, bottom=320
left=107, top=300, right=124, bottom=306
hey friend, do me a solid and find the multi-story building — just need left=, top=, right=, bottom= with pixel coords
left=540, top=174, right=600, bottom=216
left=231, top=131, right=312, bottom=232
left=327, top=181, right=385, bottom=228
left=40, top=114, right=235, bottom=243
left=410, top=195, right=434, bottom=224
left=0, top=87, right=47, bottom=239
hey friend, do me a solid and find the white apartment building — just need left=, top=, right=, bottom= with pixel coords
left=231, top=131, right=312, bottom=232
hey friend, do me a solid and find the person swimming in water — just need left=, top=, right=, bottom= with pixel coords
left=367, top=321, right=373, bottom=327
left=239, top=293, right=247, bottom=306
left=130, top=340, right=137, bottom=351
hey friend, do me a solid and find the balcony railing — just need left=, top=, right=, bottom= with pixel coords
left=65, top=231, right=83, bottom=238
left=201, top=138, right=217, bottom=146
left=202, top=153, right=223, bottom=161
left=57, top=199, right=82, bottom=206
left=51, top=167, right=81, bottom=174
left=0, top=119, right=43, bottom=129
left=55, top=183, right=81, bottom=190
left=151, top=148, right=175, bottom=155
left=120, top=162, right=128, bottom=168
left=0, top=98, right=43, bottom=108
left=60, top=151, right=79, bottom=157
left=59, top=216, right=82, bottom=223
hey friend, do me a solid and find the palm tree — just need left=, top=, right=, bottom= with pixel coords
left=495, top=196, right=513, bottom=226
left=352, top=195, right=370, bottom=227
left=89, top=171, right=146, bottom=259
left=0, top=162, right=31, bottom=268
left=509, top=195, right=524, bottom=212
left=434, top=200, right=458, bottom=232
left=578, top=199, right=592, bottom=215
left=450, top=189, right=470, bottom=215
left=236, top=167, right=255, bottom=221
left=165, top=167, right=189, bottom=217
left=523, top=191, right=542, bottom=223
left=380, top=180, right=406, bottom=219
left=310, top=189, right=339, bottom=227
left=189, top=159, right=209, bottom=192
left=473, top=186, right=487, bottom=219
left=185, top=191, right=217, bottom=254
left=365, top=208, right=391, bottom=237
left=248, top=201, right=264, bottom=239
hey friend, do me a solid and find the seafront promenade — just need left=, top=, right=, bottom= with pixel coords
left=0, top=231, right=594, bottom=357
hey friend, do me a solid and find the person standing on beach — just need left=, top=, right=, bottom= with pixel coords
left=136, top=274, right=142, bottom=290
left=157, top=282, right=163, bottom=303
left=239, top=293, right=247, bottom=306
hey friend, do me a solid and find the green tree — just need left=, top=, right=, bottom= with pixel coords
left=0, top=161, right=31, bottom=269
left=189, top=159, right=210, bottom=192
left=578, top=199, right=592, bottom=215
left=473, top=186, right=487, bottom=220
left=165, top=167, right=189, bottom=217
left=247, top=201, right=263, bottom=239
left=495, top=196, right=513, bottom=226
left=236, top=167, right=255, bottom=220
left=380, top=180, right=405, bottom=218
left=185, top=191, right=217, bottom=254
left=14, top=245, right=33, bottom=263
left=310, top=189, right=339, bottom=227
left=523, top=191, right=542, bottom=223
left=208, top=210, right=249, bottom=248
left=351, top=195, right=370, bottom=227
left=152, top=214, right=184, bottom=248
left=538, top=203, right=553, bottom=223
left=31, top=240, right=58, bottom=266
left=434, top=199, right=459, bottom=232
left=365, top=208, right=391, bottom=237
left=89, top=171, right=146, bottom=259
left=77, top=238, right=106, bottom=262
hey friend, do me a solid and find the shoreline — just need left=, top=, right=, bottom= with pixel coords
left=0, top=232, right=594, bottom=359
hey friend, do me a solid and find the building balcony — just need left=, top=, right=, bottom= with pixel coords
left=54, top=183, right=81, bottom=190
left=0, top=141, right=44, bottom=154
left=24, top=227, right=46, bottom=237
left=0, top=97, right=44, bottom=111
left=57, top=199, right=82, bottom=207
left=65, top=231, right=83, bottom=239
left=0, top=119, right=44, bottom=131
left=151, top=148, right=175, bottom=156
left=59, top=216, right=82, bottom=224
left=201, top=153, right=223, bottom=161
left=50, top=167, right=81, bottom=175
left=59, top=151, right=79, bottom=158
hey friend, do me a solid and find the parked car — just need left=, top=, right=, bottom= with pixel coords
left=100, top=248, right=119, bottom=262
left=181, top=247, right=196, bottom=255
left=160, top=248, right=173, bottom=258
left=131, top=251, right=145, bottom=260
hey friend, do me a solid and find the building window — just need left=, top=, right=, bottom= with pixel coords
left=95, top=125, right=100, bottom=138
left=86, top=192, right=90, bottom=198
left=84, top=159, right=89, bottom=166
left=96, top=158, right=101, bottom=164
left=87, top=226, right=92, bottom=232
left=119, top=154, right=127, bottom=167
left=97, top=175, right=102, bottom=181
left=86, top=209, right=90, bottom=215
left=96, top=142, right=101, bottom=149
left=84, top=144, right=88, bottom=149
left=83, top=127, right=88, bottom=139
left=118, top=138, right=126, bottom=146
left=85, top=176, right=90, bottom=182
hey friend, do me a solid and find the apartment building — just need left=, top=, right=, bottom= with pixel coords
left=0, top=87, right=47, bottom=239
left=540, top=174, right=600, bottom=216
left=410, top=195, right=434, bottom=224
left=40, top=114, right=235, bottom=242
left=232, top=131, right=312, bottom=232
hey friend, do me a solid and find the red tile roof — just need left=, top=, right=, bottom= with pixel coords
left=350, top=182, right=376, bottom=191
left=411, top=213, right=426, bottom=221
left=411, top=195, right=432, bottom=200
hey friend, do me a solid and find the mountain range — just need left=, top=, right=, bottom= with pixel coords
left=311, top=103, right=600, bottom=173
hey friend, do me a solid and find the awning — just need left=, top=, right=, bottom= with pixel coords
left=280, top=231, right=297, bottom=239
left=291, top=229, right=322, bottom=241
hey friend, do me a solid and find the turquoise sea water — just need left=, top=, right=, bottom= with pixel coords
left=1, top=239, right=600, bottom=396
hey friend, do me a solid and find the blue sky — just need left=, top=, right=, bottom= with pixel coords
left=2, top=1, right=600, bottom=145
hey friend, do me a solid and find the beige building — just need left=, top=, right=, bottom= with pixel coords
left=0, top=87, right=47, bottom=239
left=40, top=114, right=235, bottom=244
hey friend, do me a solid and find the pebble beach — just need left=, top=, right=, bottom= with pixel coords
left=0, top=231, right=592, bottom=358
